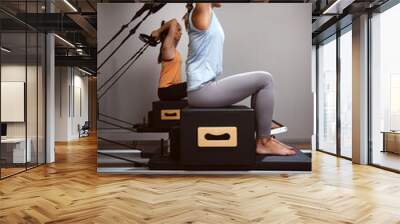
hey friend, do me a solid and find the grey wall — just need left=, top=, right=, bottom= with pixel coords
left=55, top=67, right=89, bottom=141
left=98, top=3, right=312, bottom=143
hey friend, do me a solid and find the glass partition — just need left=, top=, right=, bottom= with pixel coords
left=317, top=36, right=337, bottom=155
left=370, top=3, right=400, bottom=171
left=38, top=32, right=45, bottom=165
left=339, top=28, right=352, bottom=158
left=27, top=30, right=38, bottom=169
left=1, top=30, right=28, bottom=178
left=316, top=25, right=353, bottom=160
left=0, top=1, right=46, bottom=179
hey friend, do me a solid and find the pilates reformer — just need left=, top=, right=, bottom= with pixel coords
left=97, top=3, right=311, bottom=175
left=98, top=99, right=311, bottom=174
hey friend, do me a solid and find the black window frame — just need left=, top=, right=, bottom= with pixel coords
left=315, top=21, right=353, bottom=161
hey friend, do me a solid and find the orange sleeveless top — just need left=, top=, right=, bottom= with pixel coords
left=159, top=50, right=182, bottom=88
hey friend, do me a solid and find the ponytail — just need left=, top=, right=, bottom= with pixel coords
left=184, top=3, right=194, bottom=31
left=186, top=3, right=194, bottom=15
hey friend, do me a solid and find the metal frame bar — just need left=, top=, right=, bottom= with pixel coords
left=367, top=10, right=373, bottom=165
left=24, top=2, right=28, bottom=171
left=44, top=0, right=48, bottom=166
left=97, top=119, right=135, bottom=133
left=36, top=1, right=39, bottom=168
left=373, top=0, right=400, bottom=13
left=370, top=164, right=400, bottom=174
left=98, top=136, right=137, bottom=150
left=0, top=7, right=38, bottom=33
left=317, top=148, right=352, bottom=161
left=97, top=167, right=312, bottom=175
left=98, top=112, right=135, bottom=126
left=97, top=152, right=147, bottom=166
left=336, top=24, right=341, bottom=157
left=316, top=44, right=319, bottom=151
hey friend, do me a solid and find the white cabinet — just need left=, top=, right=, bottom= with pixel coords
left=1, top=138, right=32, bottom=163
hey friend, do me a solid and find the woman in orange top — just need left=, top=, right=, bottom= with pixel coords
left=151, top=19, right=187, bottom=101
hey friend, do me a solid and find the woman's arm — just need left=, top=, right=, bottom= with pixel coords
left=151, top=19, right=176, bottom=41
left=192, top=3, right=212, bottom=31
left=151, top=19, right=178, bottom=61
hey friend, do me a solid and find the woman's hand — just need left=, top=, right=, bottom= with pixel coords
left=151, top=30, right=161, bottom=41
left=151, top=19, right=178, bottom=41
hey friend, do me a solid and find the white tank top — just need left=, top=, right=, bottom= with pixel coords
left=186, top=10, right=225, bottom=91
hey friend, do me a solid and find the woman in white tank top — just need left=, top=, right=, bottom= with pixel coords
left=184, top=3, right=296, bottom=156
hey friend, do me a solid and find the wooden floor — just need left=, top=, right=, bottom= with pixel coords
left=1, top=136, right=400, bottom=224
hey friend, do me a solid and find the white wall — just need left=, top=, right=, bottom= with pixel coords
left=55, top=66, right=68, bottom=141
left=72, top=73, right=89, bottom=138
left=55, top=67, right=89, bottom=141
left=1, top=64, right=25, bottom=127
left=1, top=64, right=39, bottom=138
left=98, top=3, right=313, bottom=143
left=1, top=65, right=27, bottom=139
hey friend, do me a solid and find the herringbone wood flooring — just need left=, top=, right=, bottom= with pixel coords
left=1, top=135, right=400, bottom=224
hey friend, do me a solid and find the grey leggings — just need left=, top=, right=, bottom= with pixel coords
left=188, top=71, right=274, bottom=139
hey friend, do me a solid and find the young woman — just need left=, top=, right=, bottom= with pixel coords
left=151, top=19, right=187, bottom=101
left=185, top=3, right=295, bottom=155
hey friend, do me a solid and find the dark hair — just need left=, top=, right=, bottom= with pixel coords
left=184, top=3, right=194, bottom=31
left=186, top=3, right=194, bottom=14
left=157, top=21, right=168, bottom=64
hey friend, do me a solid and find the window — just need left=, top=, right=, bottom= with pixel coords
left=370, top=2, right=400, bottom=171
left=339, top=29, right=352, bottom=158
left=318, top=36, right=337, bottom=155
left=316, top=25, right=353, bottom=159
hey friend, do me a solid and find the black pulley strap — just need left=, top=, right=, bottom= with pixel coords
left=97, top=43, right=149, bottom=93
left=97, top=152, right=147, bottom=167
left=98, top=44, right=150, bottom=100
left=98, top=24, right=129, bottom=55
left=97, top=10, right=151, bottom=71
left=98, top=35, right=159, bottom=93
left=98, top=44, right=149, bottom=100
left=98, top=112, right=135, bottom=126
left=97, top=10, right=144, bottom=54
left=139, top=34, right=159, bottom=47
left=97, top=3, right=165, bottom=54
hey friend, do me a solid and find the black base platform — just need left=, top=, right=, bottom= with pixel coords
left=133, top=124, right=171, bottom=133
left=148, top=150, right=311, bottom=172
left=254, top=151, right=311, bottom=171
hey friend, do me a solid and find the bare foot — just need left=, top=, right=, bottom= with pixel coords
left=256, top=138, right=296, bottom=155
left=271, top=138, right=295, bottom=150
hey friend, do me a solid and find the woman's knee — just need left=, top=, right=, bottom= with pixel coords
left=254, top=71, right=274, bottom=88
